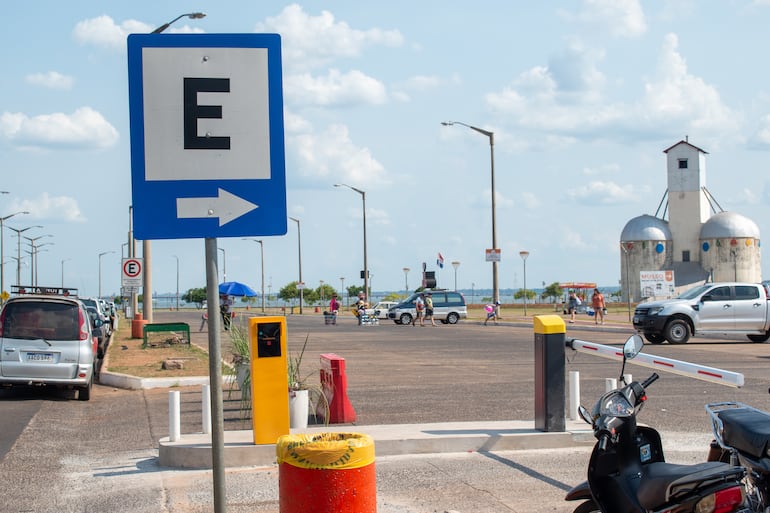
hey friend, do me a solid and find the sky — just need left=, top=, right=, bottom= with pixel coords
left=4, top=1, right=770, bottom=302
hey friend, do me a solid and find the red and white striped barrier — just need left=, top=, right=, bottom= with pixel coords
left=567, top=338, right=744, bottom=388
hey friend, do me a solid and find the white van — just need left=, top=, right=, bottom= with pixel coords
left=387, top=290, right=467, bottom=325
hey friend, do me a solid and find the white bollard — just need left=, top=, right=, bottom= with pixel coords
left=201, top=384, right=211, bottom=435
left=568, top=371, right=580, bottom=420
left=605, top=378, right=617, bottom=391
left=169, top=390, right=181, bottom=442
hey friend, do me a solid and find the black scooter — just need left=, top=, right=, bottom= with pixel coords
left=706, top=398, right=770, bottom=513
left=565, top=335, right=747, bottom=513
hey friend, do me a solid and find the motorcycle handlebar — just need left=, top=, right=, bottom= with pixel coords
left=641, top=373, right=659, bottom=388
left=597, top=433, right=610, bottom=452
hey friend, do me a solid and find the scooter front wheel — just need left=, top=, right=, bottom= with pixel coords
left=573, top=500, right=600, bottom=513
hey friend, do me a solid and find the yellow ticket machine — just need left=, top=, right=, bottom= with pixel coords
left=249, top=316, right=290, bottom=444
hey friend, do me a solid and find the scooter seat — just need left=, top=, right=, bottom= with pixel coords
left=719, top=407, right=770, bottom=460
left=637, top=461, right=740, bottom=510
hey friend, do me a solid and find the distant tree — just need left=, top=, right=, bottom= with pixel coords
left=347, top=285, right=364, bottom=299
left=514, top=289, right=538, bottom=301
left=315, top=283, right=337, bottom=303
left=182, top=287, right=207, bottom=307
left=278, top=282, right=300, bottom=302
left=382, top=292, right=402, bottom=302
left=542, top=282, right=563, bottom=303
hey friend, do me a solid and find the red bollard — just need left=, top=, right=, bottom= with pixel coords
left=318, top=353, right=356, bottom=423
left=131, top=313, right=147, bottom=339
left=277, top=432, right=376, bottom=513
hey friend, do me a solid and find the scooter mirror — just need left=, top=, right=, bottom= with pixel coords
left=578, top=405, right=593, bottom=425
left=623, top=334, right=644, bottom=360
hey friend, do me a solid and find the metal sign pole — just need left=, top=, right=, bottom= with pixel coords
left=205, top=238, right=227, bottom=513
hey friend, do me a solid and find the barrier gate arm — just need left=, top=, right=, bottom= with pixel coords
left=566, top=338, right=744, bottom=388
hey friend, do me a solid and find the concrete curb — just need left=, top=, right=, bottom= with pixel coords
left=158, top=420, right=595, bottom=469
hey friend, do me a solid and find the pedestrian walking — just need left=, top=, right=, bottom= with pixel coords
left=566, top=291, right=581, bottom=323
left=412, top=293, right=425, bottom=326
left=424, top=293, right=437, bottom=326
left=591, top=288, right=606, bottom=325
left=483, top=301, right=500, bottom=325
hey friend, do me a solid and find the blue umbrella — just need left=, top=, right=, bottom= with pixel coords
left=219, top=281, right=258, bottom=297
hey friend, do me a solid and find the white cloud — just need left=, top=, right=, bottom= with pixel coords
left=285, top=69, right=388, bottom=107
left=577, top=0, right=647, bottom=37
left=11, top=193, right=86, bottom=223
left=487, top=33, right=737, bottom=145
left=641, top=34, right=739, bottom=136
left=289, top=123, right=387, bottom=186
left=0, top=107, right=119, bottom=150
left=567, top=180, right=639, bottom=205
left=25, top=71, right=74, bottom=90
left=521, top=192, right=541, bottom=209
left=255, top=4, right=404, bottom=71
left=73, top=15, right=152, bottom=50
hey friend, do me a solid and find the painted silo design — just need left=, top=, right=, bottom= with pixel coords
left=700, top=211, right=761, bottom=283
left=620, top=215, right=672, bottom=301
left=620, top=140, right=762, bottom=302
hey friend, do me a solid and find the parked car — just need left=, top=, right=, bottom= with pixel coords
left=0, top=293, right=97, bottom=400
left=80, top=297, right=111, bottom=336
left=388, top=290, right=467, bottom=325
left=365, top=301, right=398, bottom=319
left=85, top=306, right=108, bottom=358
left=633, top=281, right=770, bottom=344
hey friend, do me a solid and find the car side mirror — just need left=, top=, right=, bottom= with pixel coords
left=701, top=294, right=712, bottom=302
left=93, top=319, right=103, bottom=328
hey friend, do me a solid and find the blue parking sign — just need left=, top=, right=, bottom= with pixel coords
left=127, top=33, right=287, bottom=240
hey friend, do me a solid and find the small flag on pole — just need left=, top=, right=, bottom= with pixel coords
left=437, top=252, right=444, bottom=269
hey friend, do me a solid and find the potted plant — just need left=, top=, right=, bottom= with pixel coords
left=288, top=334, right=329, bottom=429
left=227, top=323, right=252, bottom=423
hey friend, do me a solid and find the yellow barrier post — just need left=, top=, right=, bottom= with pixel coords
left=533, top=315, right=566, bottom=432
left=249, top=316, right=290, bottom=444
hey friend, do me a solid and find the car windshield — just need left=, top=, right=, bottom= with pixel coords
left=1, top=301, right=80, bottom=341
left=677, top=285, right=712, bottom=300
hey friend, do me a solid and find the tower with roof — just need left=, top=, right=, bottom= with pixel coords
left=619, top=140, right=761, bottom=301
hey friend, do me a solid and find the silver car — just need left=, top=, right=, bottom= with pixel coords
left=0, top=294, right=97, bottom=400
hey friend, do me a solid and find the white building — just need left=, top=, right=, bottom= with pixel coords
left=619, top=140, right=761, bottom=301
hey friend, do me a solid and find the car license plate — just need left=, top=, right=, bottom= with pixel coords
left=26, top=352, right=54, bottom=362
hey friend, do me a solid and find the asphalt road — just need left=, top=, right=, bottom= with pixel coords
left=1, top=311, right=769, bottom=512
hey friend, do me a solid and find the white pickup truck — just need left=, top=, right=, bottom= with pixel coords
left=632, top=282, right=770, bottom=344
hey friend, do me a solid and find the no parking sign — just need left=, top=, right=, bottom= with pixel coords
left=122, top=258, right=143, bottom=289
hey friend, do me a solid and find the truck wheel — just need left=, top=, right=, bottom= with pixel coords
left=747, top=331, right=770, bottom=342
left=644, top=333, right=666, bottom=344
left=664, top=319, right=690, bottom=344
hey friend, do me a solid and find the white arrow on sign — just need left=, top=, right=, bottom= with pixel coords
left=176, top=188, right=259, bottom=226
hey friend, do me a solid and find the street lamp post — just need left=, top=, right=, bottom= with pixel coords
left=340, top=277, right=345, bottom=306
left=98, top=251, right=115, bottom=299
left=151, top=12, right=206, bottom=33
left=289, top=217, right=303, bottom=314
left=334, top=184, right=368, bottom=300
left=61, top=258, right=70, bottom=289
left=519, top=251, right=530, bottom=316
left=6, top=224, right=41, bottom=287
left=451, top=261, right=460, bottom=291
left=23, top=234, right=51, bottom=288
left=402, top=267, right=410, bottom=295
left=441, top=121, right=498, bottom=305
left=1, top=211, right=30, bottom=297
left=243, top=238, right=265, bottom=313
left=173, top=255, right=179, bottom=310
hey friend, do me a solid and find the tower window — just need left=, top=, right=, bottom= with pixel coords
left=678, top=159, right=688, bottom=169
left=682, top=250, right=690, bottom=262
